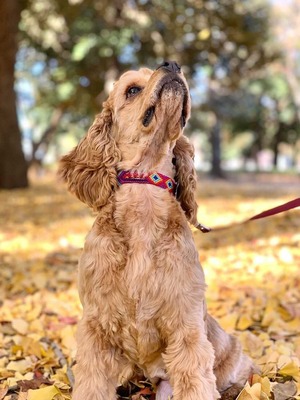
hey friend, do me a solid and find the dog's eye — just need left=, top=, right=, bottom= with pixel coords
left=126, top=86, right=142, bottom=98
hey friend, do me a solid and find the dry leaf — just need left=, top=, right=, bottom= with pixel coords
left=27, top=385, right=61, bottom=400
left=18, top=377, right=53, bottom=391
left=218, top=312, right=239, bottom=332
left=12, top=319, right=29, bottom=335
left=6, top=359, right=32, bottom=373
left=272, top=381, right=297, bottom=400
left=278, top=361, right=300, bottom=378
left=237, top=315, right=253, bottom=331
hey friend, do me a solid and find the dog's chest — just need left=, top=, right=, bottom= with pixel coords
left=114, top=186, right=173, bottom=293
left=115, top=184, right=172, bottom=241
left=97, top=273, right=165, bottom=368
left=84, top=186, right=195, bottom=367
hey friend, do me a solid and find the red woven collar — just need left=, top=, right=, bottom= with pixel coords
left=117, top=170, right=177, bottom=195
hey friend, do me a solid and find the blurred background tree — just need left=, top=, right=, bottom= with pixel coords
left=0, top=1, right=28, bottom=188
left=0, top=0, right=299, bottom=188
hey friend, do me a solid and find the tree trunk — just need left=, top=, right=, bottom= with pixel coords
left=0, top=1, right=28, bottom=189
left=272, top=121, right=285, bottom=169
left=30, top=108, right=63, bottom=165
left=210, top=117, right=225, bottom=178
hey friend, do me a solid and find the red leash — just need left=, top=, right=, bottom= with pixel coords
left=197, top=198, right=300, bottom=233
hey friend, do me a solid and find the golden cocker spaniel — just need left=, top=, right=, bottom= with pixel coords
left=59, top=61, right=255, bottom=400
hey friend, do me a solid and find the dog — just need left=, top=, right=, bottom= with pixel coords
left=59, top=61, right=255, bottom=400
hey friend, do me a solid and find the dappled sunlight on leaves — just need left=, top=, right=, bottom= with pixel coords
left=194, top=175, right=300, bottom=400
left=0, top=175, right=299, bottom=399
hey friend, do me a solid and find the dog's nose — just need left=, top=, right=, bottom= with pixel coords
left=157, top=61, right=181, bottom=73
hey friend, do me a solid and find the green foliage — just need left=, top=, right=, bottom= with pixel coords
left=19, top=0, right=273, bottom=103
left=16, top=0, right=298, bottom=167
left=72, top=35, right=98, bottom=61
left=229, top=74, right=300, bottom=154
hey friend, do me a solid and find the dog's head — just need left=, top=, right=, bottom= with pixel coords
left=59, top=61, right=198, bottom=224
left=110, top=62, right=190, bottom=169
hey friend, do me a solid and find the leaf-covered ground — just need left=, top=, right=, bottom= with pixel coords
left=0, top=173, right=299, bottom=400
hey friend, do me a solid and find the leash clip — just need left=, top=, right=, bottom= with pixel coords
left=195, top=222, right=212, bottom=233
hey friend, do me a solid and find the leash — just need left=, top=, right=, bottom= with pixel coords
left=196, top=197, right=300, bottom=233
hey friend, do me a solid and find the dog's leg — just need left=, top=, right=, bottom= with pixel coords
left=163, top=328, right=220, bottom=400
left=206, top=314, right=256, bottom=394
left=72, top=318, right=129, bottom=400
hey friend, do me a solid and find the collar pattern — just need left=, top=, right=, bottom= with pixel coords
left=117, top=170, right=177, bottom=195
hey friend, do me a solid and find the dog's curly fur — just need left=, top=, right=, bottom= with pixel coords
left=59, top=65, right=255, bottom=400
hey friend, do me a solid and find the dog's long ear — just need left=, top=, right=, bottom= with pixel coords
left=174, top=135, right=198, bottom=226
left=59, top=101, right=121, bottom=210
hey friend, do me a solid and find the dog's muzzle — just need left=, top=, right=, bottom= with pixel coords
left=142, top=60, right=188, bottom=128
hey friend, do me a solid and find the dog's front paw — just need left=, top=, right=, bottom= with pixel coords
left=156, top=380, right=173, bottom=400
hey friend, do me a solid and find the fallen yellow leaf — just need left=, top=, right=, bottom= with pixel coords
left=252, top=375, right=271, bottom=397
left=278, top=361, right=300, bottom=378
left=236, top=383, right=259, bottom=400
left=12, top=319, right=29, bottom=335
left=218, top=312, right=238, bottom=332
left=27, top=385, right=60, bottom=400
left=6, top=359, right=32, bottom=373
left=237, top=314, right=253, bottom=331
